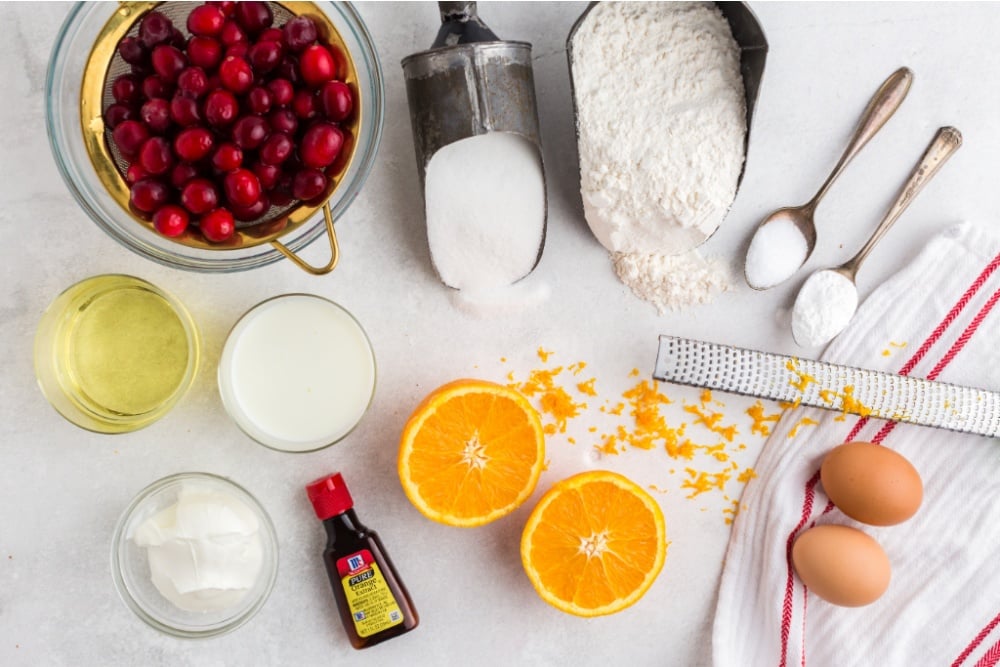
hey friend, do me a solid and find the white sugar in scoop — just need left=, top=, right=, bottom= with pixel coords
left=745, top=214, right=810, bottom=289
left=791, top=270, right=858, bottom=347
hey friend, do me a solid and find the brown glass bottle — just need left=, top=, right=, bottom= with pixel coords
left=306, top=473, right=419, bottom=649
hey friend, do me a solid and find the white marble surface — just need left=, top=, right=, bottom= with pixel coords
left=3, top=2, right=999, bottom=665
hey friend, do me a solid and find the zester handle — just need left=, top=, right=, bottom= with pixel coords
left=653, top=336, right=1000, bottom=438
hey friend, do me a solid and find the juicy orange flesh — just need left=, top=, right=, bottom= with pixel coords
left=528, top=481, right=660, bottom=609
left=407, top=391, right=540, bottom=519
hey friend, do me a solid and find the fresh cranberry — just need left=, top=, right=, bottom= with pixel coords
left=299, top=44, right=335, bottom=87
left=142, top=75, right=172, bottom=99
left=319, top=81, right=353, bottom=122
left=139, top=11, right=174, bottom=49
left=169, top=28, right=187, bottom=50
left=181, top=178, right=220, bottom=214
left=126, top=162, right=149, bottom=185
left=225, top=42, right=249, bottom=60
left=151, top=44, right=187, bottom=83
left=140, top=98, right=171, bottom=134
left=211, top=142, right=243, bottom=171
left=259, top=132, right=292, bottom=165
left=266, top=78, right=294, bottom=107
left=177, top=67, right=209, bottom=98
left=153, top=205, right=189, bottom=237
left=291, top=168, right=326, bottom=201
left=271, top=188, right=293, bottom=207
left=247, top=86, right=273, bottom=115
left=174, top=127, right=214, bottom=162
left=111, top=74, right=140, bottom=105
left=170, top=94, right=201, bottom=126
left=199, top=207, right=236, bottom=242
left=220, top=20, right=246, bottom=46
left=204, top=89, right=239, bottom=126
left=251, top=161, right=281, bottom=189
left=224, top=168, right=261, bottom=207
left=299, top=122, right=344, bottom=168
left=292, top=89, right=317, bottom=119
left=283, top=16, right=318, bottom=52
left=261, top=27, right=284, bottom=43
left=187, top=36, right=223, bottom=69
left=248, top=40, right=283, bottom=75
left=118, top=36, right=147, bottom=66
left=267, top=108, right=298, bottom=135
left=207, top=1, right=236, bottom=17
left=187, top=5, right=225, bottom=37
left=231, top=191, right=270, bottom=222
left=104, top=103, right=134, bottom=130
left=138, top=136, right=174, bottom=175
left=231, top=115, right=270, bottom=149
left=235, top=2, right=273, bottom=34
left=277, top=56, right=300, bottom=84
left=130, top=178, right=170, bottom=213
left=219, top=56, right=254, bottom=94
left=111, top=120, right=150, bottom=158
left=170, top=162, right=200, bottom=189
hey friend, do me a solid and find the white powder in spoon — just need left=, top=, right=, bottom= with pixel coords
left=791, top=270, right=859, bottom=347
left=424, top=132, right=545, bottom=292
left=745, top=216, right=810, bottom=289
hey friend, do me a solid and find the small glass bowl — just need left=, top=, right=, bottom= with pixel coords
left=111, top=472, right=279, bottom=638
left=46, top=2, right=385, bottom=273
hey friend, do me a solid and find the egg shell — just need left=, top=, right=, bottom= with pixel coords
left=820, top=441, right=923, bottom=526
left=791, top=524, right=891, bottom=607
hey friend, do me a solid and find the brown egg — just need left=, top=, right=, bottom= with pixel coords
left=820, top=441, right=923, bottom=526
left=792, top=524, right=891, bottom=607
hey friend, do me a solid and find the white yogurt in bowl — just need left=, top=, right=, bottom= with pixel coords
left=218, top=294, right=376, bottom=452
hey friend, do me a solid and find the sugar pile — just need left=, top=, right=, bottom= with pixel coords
left=791, top=270, right=858, bottom=347
left=744, top=216, right=810, bottom=289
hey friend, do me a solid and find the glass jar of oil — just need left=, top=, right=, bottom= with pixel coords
left=34, top=275, right=200, bottom=434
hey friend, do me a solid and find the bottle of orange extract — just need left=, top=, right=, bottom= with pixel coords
left=305, top=473, right=419, bottom=648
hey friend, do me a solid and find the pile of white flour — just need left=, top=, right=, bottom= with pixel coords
left=571, top=1, right=746, bottom=312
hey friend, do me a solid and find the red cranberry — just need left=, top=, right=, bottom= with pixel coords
left=204, top=89, right=239, bottom=126
left=299, top=123, right=344, bottom=169
left=231, top=115, right=270, bottom=149
left=252, top=161, right=280, bottom=189
left=224, top=168, right=261, bottom=207
left=260, top=27, right=284, bottom=43
left=169, top=27, right=187, bottom=50
left=140, top=98, right=171, bottom=134
left=259, top=132, right=292, bottom=165
left=130, top=178, right=170, bottom=213
left=139, top=11, right=174, bottom=49
left=246, top=86, right=272, bottom=115
left=111, top=120, right=150, bottom=158
left=248, top=40, right=282, bottom=75
left=112, top=74, right=141, bottom=104
left=219, top=56, right=254, bottom=94
left=267, top=108, right=298, bottom=135
left=319, top=81, right=353, bottom=122
left=181, top=178, right=220, bottom=214
left=126, top=162, right=149, bottom=185
left=235, top=2, right=273, bottom=34
left=153, top=205, right=189, bottom=237
left=212, top=142, right=243, bottom=171
left=187, top=5, right=225, bottom=37
left=266, top=78, right=294, bottom=107
left=207, top=1, right=236, bottom=17
left=277, top=56, right=300, bottom=84
left=225, top=42, right=249, bottom=60
left=174, top=127, right=214, bottom=162
left=231, top=191, right=270, bottom=221
left=139, top=136, right=174, bottom=175
left=151, top=44, right=187, bottom=82
left=291, top=168, right=326, bottom=201
left=200, top=208, right=236, bottom=242
left=283, top=16, right=318, bottom=52
left=187, top=36, right=223, bottom=69
left=220, top=20, right=246, bottom=46
left=299, top=44, right=335, bottom=87
left=104, top=103, right=134, bottom=130
left=142, top=75, right=172, bottom=99
left=118, top=36, right=147, bottom=66
left=170, top=162, right=200, bottom=189
left=292, top=89, right=317, bottom=119
left=170, top=94, right=201, bottom=126
left=177, top=67, right=209, bottom=98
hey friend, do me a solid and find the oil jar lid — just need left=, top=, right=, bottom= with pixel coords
left=306, top=473, right=355, bottom=520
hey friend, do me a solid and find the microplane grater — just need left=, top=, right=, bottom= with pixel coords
left=653, top=336, right=1000, bottom=438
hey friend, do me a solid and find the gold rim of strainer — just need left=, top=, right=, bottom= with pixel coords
left=80, top=1, right=362, bottom=275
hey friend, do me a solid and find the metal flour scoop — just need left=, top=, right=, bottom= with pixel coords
left=401, top=2, right=546, bottom=288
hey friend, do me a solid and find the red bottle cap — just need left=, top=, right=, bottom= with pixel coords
left=305, top=472, right=354, bottom=520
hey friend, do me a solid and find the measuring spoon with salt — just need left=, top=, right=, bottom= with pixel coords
left=744, top=67, right=913, bottom=290
left=791, top=126, right=962, bottom=348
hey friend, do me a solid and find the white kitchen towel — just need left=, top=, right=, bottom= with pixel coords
left=712, top=222, right=1000, bottom=667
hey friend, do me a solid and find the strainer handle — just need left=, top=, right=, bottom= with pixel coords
left=269, top=203, right=340, bottom=275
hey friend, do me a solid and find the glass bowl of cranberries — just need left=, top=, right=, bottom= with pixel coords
left=46, top=1, right=383, bottom=273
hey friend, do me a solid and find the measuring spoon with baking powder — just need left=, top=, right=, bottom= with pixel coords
left=744, top=67, right=914, bottom=290
left=791, top=126, right=962, bottom=347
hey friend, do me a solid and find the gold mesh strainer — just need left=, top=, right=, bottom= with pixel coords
left=81, top=1, right=362, bottom=275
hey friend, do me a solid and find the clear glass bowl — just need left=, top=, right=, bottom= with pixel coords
left=111, top=472, right=279, bottom=638
left=46, top=2, right=384, bottom=272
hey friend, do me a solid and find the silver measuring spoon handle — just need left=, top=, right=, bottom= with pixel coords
left=842, top=126, right=963, bottom=278
left=808, top=67, right=914, bottom=210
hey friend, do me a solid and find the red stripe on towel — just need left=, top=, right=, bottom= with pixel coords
left=973, top=637, right=1000, bottom=667
left=952, top=612, right=1000, bottom=667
